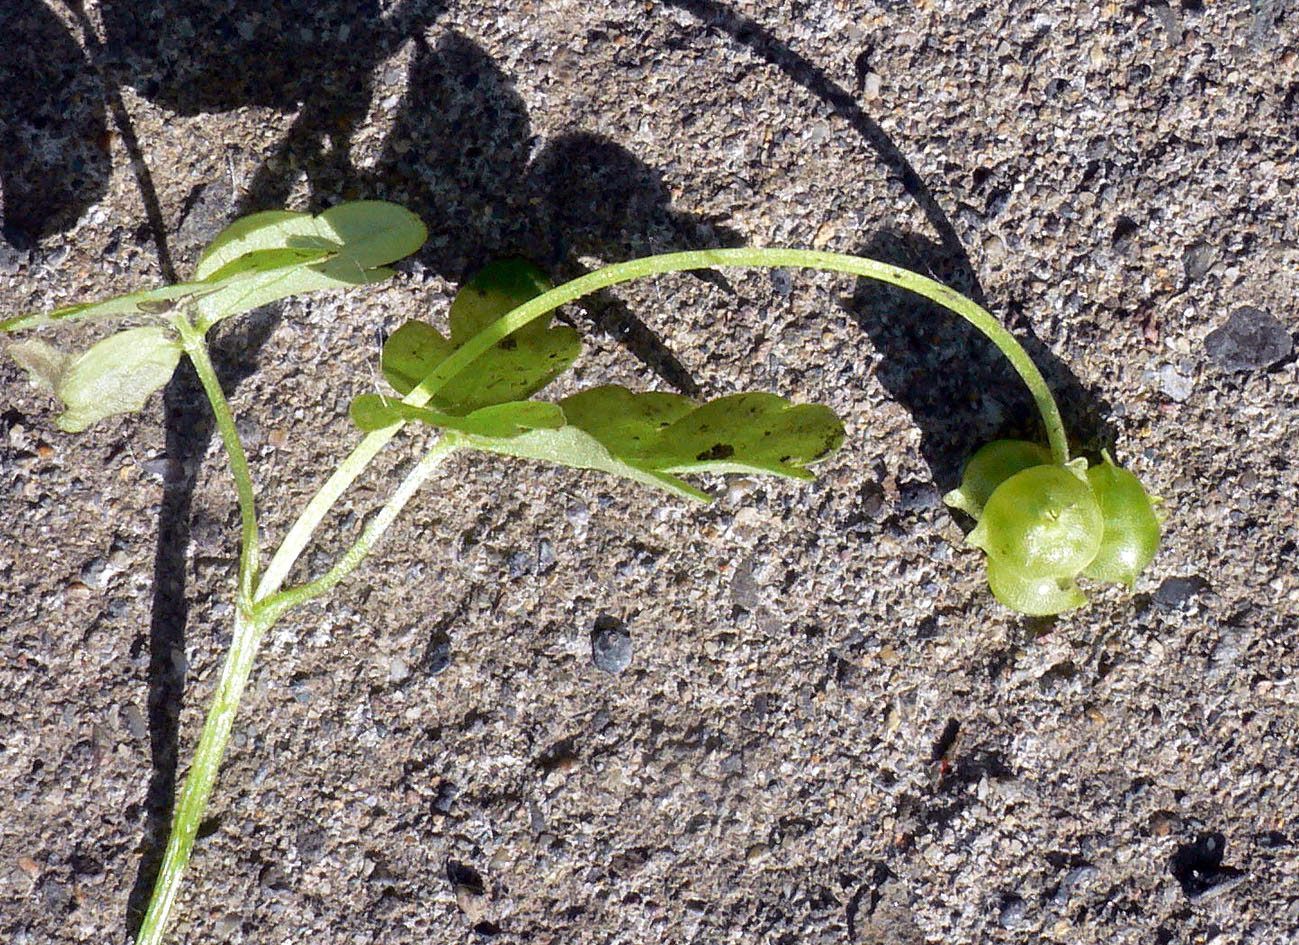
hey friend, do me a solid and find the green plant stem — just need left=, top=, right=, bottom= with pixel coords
left=134, top=436, right=456, bottom=945
left=411, top=249, right=1071, bottom=466
left=133, top=605, right=270, bottom=945
left=258, top=436, right=459, bottom=623
left=254, top=430, right=393, bottom=601
left=173, top=317, right=259, bottom=598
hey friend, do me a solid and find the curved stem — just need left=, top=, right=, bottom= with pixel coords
left=264, top=249, right=1067, bottom=619
left=414, top=249, right=1070, bottom=465
left=173, top=317, right=259, bottom=599
left=257, top=436, right=459, bottom=623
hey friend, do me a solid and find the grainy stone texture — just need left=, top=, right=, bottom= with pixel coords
left=2, top=1, right=1297, bottom=944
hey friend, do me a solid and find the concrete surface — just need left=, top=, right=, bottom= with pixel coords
left=2, top=1, right=1297, bottom=943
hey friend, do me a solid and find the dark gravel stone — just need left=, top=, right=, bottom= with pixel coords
left=425, top=629, right=452, bottom=676
left=432, top=779, right=459, bottom=815
left=591, top=615, right=632, bottom=675
left=0, top=240, right=23, bottom=274
left=1182, top=241, right=1216, bottom=281
left=1154, top=575, right=1208, bottom=609
left=446, top=860, right=484, bottom=894
left=1204, top=306, right=1292, bottom=372
left=1051, top=864, right=1099, bottom=905
left=296, top=822, right=326, bottom=866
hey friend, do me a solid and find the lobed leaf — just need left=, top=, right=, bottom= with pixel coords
left=355, top=383, right=845, bottom=502
left=382, top=259, right=580, bottom=413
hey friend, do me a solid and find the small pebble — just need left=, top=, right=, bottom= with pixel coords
left=0, top=241, right=23, bottom=274
left=998, top=894, right=1027, bottom=929
left=432, top=780, right=458, bottom=815
left=1182, top=241, right=1217, bottom=281
left=1052, top=864, right=1099, bottom=905
left=387, top=656, right=410, bottom=684
left=1154, top=576, right=1207, bottom=609
left=1156, top=364, right=1193, bottom=402
left=448, top=862, right=487, bottom=922
left=121, top=703, right=147, bottom=740
left=426, top=630, right=452, bottom=675
left=1204, top=307, right=1291, bottom=372
left=456, top=884, right=488, bottom=923
left=590, top=616, right=632, bottom=675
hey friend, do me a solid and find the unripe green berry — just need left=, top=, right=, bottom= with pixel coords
left=967, top=464, right=1104, bottom=579
left=984, top=557, right=1088, bottom=615
left=1082, top=452, right=1161, bottom=588
left=943, top=439, right=1053, bottom=519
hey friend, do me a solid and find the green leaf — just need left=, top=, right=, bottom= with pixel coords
left=193, top=202, right=425, bottom=280
left=10, top=327, right=182, bottom=432
left=3, top=202, right=426, bottom=334
left=198, top=245, right=339, bottom=284
left=1, top=282, right=222, bottom=332
left=312, top=201, right=428, bottom=274
left=193, top=210, right=318, bottom=279
left=382, top=259, right=580, bottom=413
left=984, top=558, right=1088, bottom=615
left=192, top=201, right=426, bottom=328
left=349, top=394, right=564, bottom=438
left=366, top=383, right=845, bottom=502
left=1081, top=451, right=1161, bottom=588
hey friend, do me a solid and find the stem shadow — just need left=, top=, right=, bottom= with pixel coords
left=842, top=228, right=1113, bottom=494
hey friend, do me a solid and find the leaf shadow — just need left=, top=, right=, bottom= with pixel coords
left=0, top=0, right=111, bottom=246
left=101, top=7, right=732, bottom=936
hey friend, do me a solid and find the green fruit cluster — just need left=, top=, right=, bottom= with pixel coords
left=944, top=440, right=1161, bottom=615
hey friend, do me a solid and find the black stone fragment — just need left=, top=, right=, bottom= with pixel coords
left=424, top=628, right=452, bottom=676
left=590, top=615, right=632, bottom=675
left=1154, top=575, right=1209, bottom=609
left=432, top=780, right=458, bottom=815
left=1204, top=306, right=1292, bottom=372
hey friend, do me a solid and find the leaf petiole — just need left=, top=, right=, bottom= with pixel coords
left=255, top=435, right=460, bottom=623
left=171, top=315, right=260, bottom=600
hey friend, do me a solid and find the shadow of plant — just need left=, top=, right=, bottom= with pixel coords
left=843, top=229, right=1114, bottom=496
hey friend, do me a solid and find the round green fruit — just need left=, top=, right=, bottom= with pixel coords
left=1082, top=452, right=1161, bottom=587
left=968, top=464, right=1104, bottom=579
left=943, top=439, right=1053, bottom=519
